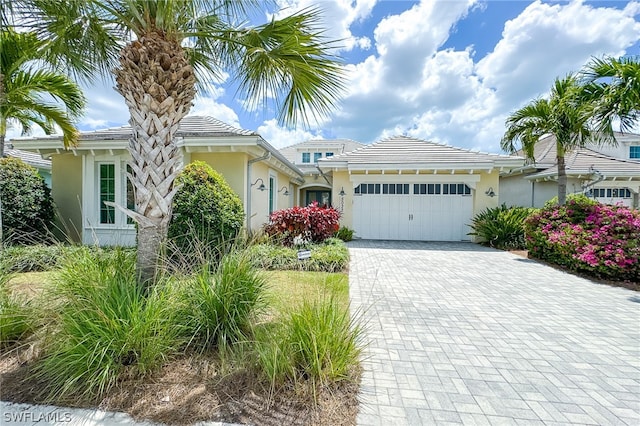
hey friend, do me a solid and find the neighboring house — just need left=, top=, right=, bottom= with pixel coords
left=12, top=116, right=303, bottom=246
left=500, top=133, right=640, bottom=208
left=280, top=139, right=364, bottom=207
left=4, top=145, right=52, bottom=187
left=318, top=136, right=523, bottom=241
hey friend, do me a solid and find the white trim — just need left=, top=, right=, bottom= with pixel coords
left=349, top=174, right=481, bottom=189
left=268, top=169, right=277, bottom=214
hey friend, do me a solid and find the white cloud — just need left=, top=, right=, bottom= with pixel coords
left=189, top=87, right=241, bottom=127
left=273, top=0, right=376, bottom=52
left=326, top=0, right=640, bottom=152
left=257, top=119, right=324, bottom=149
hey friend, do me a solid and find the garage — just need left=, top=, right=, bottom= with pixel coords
left=353, top=182, right=474, bottom=241
left=318, top=135, right=523, bottom=242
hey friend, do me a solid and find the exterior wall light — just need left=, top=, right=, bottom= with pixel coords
left=485, top=187, right=496, bottom=197
left=278, top=186, right=290, bottom=196
left=251, top=178, right=266, bottom=191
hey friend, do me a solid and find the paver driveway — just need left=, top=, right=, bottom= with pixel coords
left=348, top=241, right=640, bottom=425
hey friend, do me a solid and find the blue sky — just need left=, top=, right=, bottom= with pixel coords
left=8, top=0, right=640, bottom=153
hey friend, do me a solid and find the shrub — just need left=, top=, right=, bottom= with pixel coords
left=247, top=240, right=349, bottom=273
left=168, top=161, right=244, bottom=255
left=264, top=203, right=340, bottom=246
left=33, top=248, right=183, bottom=402
left=0, top=270, right=34, bottom=347
left=0, top=158, right=54, bottom=245
left=525, top=198, right=640, bottom=281
left=544, top=193, right=599, bottom=208
left=468, top=204, right=534, bottom=250
left=255, top=297, right=362, bottom=387
left=334, top=226, right=354, bottom=242
left=178, top=253, right=267, bottom=349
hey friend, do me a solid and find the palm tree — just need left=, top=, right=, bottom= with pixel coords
left=0, top=29, right=85, bottom=248
left=15, top=0, right=345, bottom=285
left=583, top=56, right=640, bottom=133
left=0, top=29, right=85, bottom=157
left=501, top=75, right=614, bottom=206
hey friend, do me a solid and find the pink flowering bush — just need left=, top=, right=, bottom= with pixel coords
left=524, top=197, right=640, bottom=281
left=264, top=203, right=341, bottom=246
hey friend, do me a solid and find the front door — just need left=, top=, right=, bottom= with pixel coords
left=306, top=190, right=331, bottom=207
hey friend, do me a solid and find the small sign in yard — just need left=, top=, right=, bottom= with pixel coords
left=297, top=249, right=311, bottom=260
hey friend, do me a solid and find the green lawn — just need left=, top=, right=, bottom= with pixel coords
left=264, top=270, right=349, bottom=314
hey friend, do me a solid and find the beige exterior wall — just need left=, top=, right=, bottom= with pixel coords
left=332, top=171, right=355, bottom=229
left=190, top=152, right=248, bottom=202
left=248, top=161, right=296, bottom=231
left=473, top=170, right=500, bottom=214
left=51, top=153, right=83, bottom=242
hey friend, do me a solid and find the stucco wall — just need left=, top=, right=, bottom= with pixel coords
left=500, top=174, right=534, bottom=207
left=331, top=171, right=353, bottom=229
left=51, top=153, right=83, bottom=242
left=248, top=161, right=295, bottom=231
left=473, top=171, right=500, bottom=214
left=190, top=152, right=247, bottom=201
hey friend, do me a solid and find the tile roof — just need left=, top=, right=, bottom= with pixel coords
left=16, top=116, right=257, bottom=141
left=526, top=148, right=640, bottom=179
left=4, top=148, right=51, bottom=169
left=514, top=132, right=640, bottom=179
left=320, top=135, right=522, bottom=168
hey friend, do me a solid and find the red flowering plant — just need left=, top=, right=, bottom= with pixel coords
left=264, top=202, right=341, bottom=246
left=524, top=196, right=640, bottom=281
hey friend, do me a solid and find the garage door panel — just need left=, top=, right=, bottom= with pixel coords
left=353, top=182, right=473, bottom=241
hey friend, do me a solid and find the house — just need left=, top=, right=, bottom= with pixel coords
left=279, top=139, right=364, bottom=207
left=500, top=133, right=640, bottom=208
left=4, top=145, right=52, bottom=187
left=318, top=136, right=523, bottom=241
left=12, top=116, right=303, bottom=245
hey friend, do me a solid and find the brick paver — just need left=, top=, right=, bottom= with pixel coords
left=348, top=241, right=640, bottom=425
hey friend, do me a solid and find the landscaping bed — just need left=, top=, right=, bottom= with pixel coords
left=0, top=242, right=360, bottom=426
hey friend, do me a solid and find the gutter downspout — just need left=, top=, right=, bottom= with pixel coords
left=247, top=150, right=271, bottom=232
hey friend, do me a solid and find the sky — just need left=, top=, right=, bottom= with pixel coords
left=7, top=0, right=640, bottom=153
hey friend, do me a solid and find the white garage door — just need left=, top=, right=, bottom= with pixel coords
left=353, top=183, right=474, bottom=241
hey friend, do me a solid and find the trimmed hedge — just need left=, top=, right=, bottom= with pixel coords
left=168, top=161, right=244, bottom=253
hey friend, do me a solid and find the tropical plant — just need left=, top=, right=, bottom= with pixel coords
left=501, top=74, right=615, bottom=205
left=0, top=157, right=55, bottom=244
left=264, top=203, right=341, bottom=246
left=334, top=226, right=354, bottom=242
left=468, top=204, right=534, bottom=250
left=582, top=55, right=640, bottom=134
left=524, top=197, right=640, bottom=281
left=14, top=0, right=345, bottom=285
left=0, top=29, right=85, bottom=157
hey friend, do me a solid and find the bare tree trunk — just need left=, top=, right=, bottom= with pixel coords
left=114, top=33, right=196, bottom=287
left=557, top=154, right=567, bottom=206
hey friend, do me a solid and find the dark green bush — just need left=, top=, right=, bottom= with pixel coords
left=334, top=226, right=354, bottom=242
left=168, top=161, right=244, bottom=254
left=468, top=204, right=534, bottom=250
left=0, top=158, right=54, bottom=244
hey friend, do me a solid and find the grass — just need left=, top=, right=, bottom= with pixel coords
left=0, top=242, right=362, bottom=423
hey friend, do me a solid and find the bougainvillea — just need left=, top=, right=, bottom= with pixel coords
left=524, top=197, right=640, bottom=281
left=264, top=202, right=340, bottom=246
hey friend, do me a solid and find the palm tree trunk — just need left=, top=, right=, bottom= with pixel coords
left=557, top=154, right=567, bottom=206
left=114, top=33, right=196, bottom=287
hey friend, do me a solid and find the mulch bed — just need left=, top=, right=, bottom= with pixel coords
left=0, top=347, right=360, bottom=426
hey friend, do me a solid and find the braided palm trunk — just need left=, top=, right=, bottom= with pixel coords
left=114, top=33, right=196, bottom=285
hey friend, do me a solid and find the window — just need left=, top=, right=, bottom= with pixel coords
left=326, top=152, right=334, bottom=158
left=354, top=183, right=381, bottom=195
left=125, top=165, right=135, bottom=224
left=302, top=152, right=310, bottom=163
left=414, top=183, right=469, bottom=195
left=269, top=175, right=275, bottom=214
left=99, top=164, right=115, bottom=224
left=630, top=146, right=640, bottom=159
left=313, top=152, right=322, bottom=162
